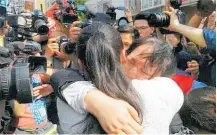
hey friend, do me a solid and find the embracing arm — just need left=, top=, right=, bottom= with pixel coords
left=62, top=81, right=142, bottom=134
left=50, top=68, right=142, bottom=134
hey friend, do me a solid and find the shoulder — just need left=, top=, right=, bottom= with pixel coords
left=132, top=77, right=184, bottom=108
left=131, top=77, right=182, bottom=93
left=51, top=69, right=85, bottom=88
left=203, top=28, right=216, bottom=47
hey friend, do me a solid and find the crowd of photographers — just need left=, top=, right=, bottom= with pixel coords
left=0, top=0, right=216, bottom=134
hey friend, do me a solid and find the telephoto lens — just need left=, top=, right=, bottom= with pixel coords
left=148, top=13, right=170, bottom=27
left=34, top=19, right=49, bottom=35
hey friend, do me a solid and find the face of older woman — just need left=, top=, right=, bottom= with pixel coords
left=122, top=43, right=161, bottom=80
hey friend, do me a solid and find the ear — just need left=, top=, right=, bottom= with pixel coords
left=120, top=49, right=127, bottom=64
left=150, top=27, right=155, bottom=33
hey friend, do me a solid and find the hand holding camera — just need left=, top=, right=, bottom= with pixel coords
left=164, top=7, right=181, bottom=31
left=69, top=21, right=82, bottom=42
left=45, top=38, right=60, bottom=57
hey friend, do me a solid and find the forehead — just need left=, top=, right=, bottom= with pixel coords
left=121, top=33, right=133, bottom=39
left=134, top=20, right=149, bottom=27
left=128, top=43, right=154, bottom=58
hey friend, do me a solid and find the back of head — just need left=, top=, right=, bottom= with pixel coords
left=77, top=21, right=143, bottom=120
left=180, top=86, right=216, bottom=134
left=77, top=22, right=123, bottom=65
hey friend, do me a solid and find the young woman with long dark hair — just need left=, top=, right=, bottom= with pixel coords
left=52, top=22, right=143, bottom=134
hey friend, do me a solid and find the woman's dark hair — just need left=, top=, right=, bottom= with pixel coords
left=77, top=22, right=143, bottom=120
left=179, top=87, right=216, bottom=133
left=126, top=37, right=177, bottom=78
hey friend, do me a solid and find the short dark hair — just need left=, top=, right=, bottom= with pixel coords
left=117, top=25, right=140, bottom=39
left=179, top=86, right=216, bottom=133
left=117, top=25, right=135, bottom=34
left=135, top=13, right=150, bottom=21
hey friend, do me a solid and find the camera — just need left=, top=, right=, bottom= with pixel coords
left=0, top=42, right=47, bottom=103
left=32, top=10, right=49, bottom=35
left=106, top=6, right=126, bottom=25
left=78, top=13, right=94, bottom=28
left=148, top=13, right=170, bottom=27
left=57, top=36, right=76, bottom=55
left=0, top=6, right=6, bottom=28
left=0, top=9, right=48, bottom=103
left=7, top=10, right=49, bottom=35
left=54, top=0, right=86, bottom=26
left=106, top=7, right=117, bottom=22
left=0, top=47, right=31, bottom=103
left=148, top=5, right=186, bottom=34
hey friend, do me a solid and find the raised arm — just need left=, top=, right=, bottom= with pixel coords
left=164, top=7, right=216, bottom=49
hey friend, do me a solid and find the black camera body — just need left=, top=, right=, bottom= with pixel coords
left=148, top=0, right=186, bottom=34
left=7, top=10, right=49, bottom=35
left=0, top=46, right=39, bottom=103
left=0, top=6, right=6, bottom=28
left=31, top=10, right=49, bottom=35
left=54, top=0, right=86, bottom=26
left=0, top=8, right=48, bottom=103
left=78, top=15, right=93, bottom=29
left=57, top=36, right=76, bottom=55
left=0, top=43, right=47, bottom=103
left=106, top=7, right=117, bottom=22
left=148, top=13, right=171, bottom=28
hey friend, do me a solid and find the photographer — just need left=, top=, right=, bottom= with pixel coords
left=5, top=45, right=56, bottom=134
left=166, top=33, right=200, bottom=78
left=45, top=30, right=84, bottom=73
left=164, top=7, right=216, bottom=52
left=164, top=7, right=216, bottom=86
left=125, top=9, right=155, bottom=39
left=0, top=9, right=58, bottom=134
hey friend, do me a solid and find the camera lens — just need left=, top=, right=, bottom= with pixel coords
left=34, top=19, right=49, bottom=35
left=0, top=67, right=12, bottom=100
left=148, top=13, right=170, bottom=27
left=0, top=17, right=5, bottom=28
left=62, top=42, right=76, bottom=54
left=58, top=36, right=75, bottom=54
